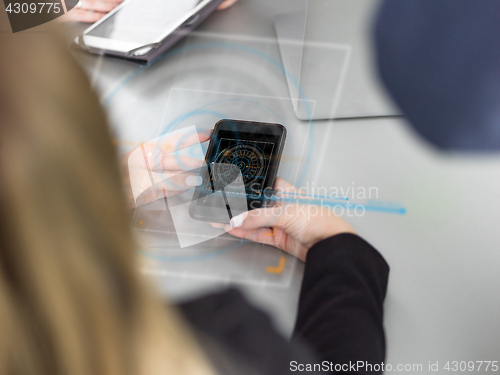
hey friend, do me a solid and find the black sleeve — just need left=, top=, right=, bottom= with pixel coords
left=292, top=233, right=389, bottom=374
left=179, top=288, right=325, bottom=375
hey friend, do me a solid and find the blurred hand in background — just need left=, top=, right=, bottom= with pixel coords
left=122, top=128, right=211, bottom=209
left=61, top=0, right=240, bottom=23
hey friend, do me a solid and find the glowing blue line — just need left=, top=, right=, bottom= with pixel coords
left=277, top=197, right=407, bottom=214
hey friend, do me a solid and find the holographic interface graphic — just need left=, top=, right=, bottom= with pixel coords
left=211, top=138, right=274, bottom=195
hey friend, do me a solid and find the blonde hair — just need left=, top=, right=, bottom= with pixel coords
left=0, top=25, right=214, bottom=375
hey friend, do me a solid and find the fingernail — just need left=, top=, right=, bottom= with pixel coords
left=210, top=223, right=223, bottom=228
left=186, top=176, right=202, bottom=186
left=230, top=214, right=244, bottom=228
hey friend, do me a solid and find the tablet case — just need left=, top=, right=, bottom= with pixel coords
left=72, top=0, right=225, bottom=65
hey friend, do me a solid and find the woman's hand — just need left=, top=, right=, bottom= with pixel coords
left=59, top=0, right=122, bottom=23
left=217, top=0, right=239, bottom=10
left=61, top=0, right=240, bottom=23
left=121, top=129, right=211, bottom=209
left=214, top=177, right=356, bottom=262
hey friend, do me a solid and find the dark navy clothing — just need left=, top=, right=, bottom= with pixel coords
left=374, top=0, right=500, bottom=151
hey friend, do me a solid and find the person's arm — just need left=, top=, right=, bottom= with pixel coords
left=217, top=178, right=389, bottom=373
left=293, top=233, right=389, bottom=373
left=179, top=288, right=326, bottom=375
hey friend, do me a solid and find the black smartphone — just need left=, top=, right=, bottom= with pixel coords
left=189, top=119, right=287, bottom=224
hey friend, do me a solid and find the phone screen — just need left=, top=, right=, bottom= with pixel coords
left=190, top=119, right=286, bottom=223
left=87, top=0, right=204, bottom=44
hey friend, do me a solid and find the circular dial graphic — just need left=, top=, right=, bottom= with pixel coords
left=213, top=144, right=266, bottom=189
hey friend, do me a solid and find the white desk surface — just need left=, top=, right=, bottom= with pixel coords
left=73, top=0, right=500, bottom=372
